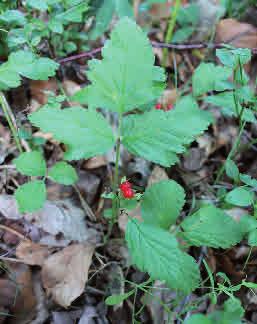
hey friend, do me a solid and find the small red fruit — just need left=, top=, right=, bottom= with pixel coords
left=122, top=188, right=135, bottom=199
left=119, top=180, right=132, bottom=191
left=166, top=104, right=173, bottom=111
left=155, top=103, right=162, bottom=110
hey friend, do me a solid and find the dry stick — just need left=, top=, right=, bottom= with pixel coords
left=0, top=224, right=30, bottom=241
left=58, top=42, right=257, bottom=65
left=73, top=185, right=96, bottom=222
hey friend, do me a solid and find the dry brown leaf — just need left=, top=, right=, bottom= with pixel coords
left=16, top=241, right=53, bottom=266
left=42, top=244, right=95, bottom=307
left=83, top=156, right=107, bottom=169
left=215, top=19, right=257, bottom=49
left=30, top=79, right=58, bottom=104
left=62, top=80, right=81, bottom=97
left=147, top=165, right=169, bottom=187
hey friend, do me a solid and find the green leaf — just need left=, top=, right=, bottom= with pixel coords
left=125, top=219, right=200, bottom=294
left=240, top=174, right=257, bottom=189
left=122, top=96, right=212, bottom=166
left=78, top=17, right=166, bottom=113
left=141, top=180, right=185, bottom=229
left=216, top=48, right=251, bottom=68
left=225, top=159, right=239, bottom=181
left=172, top=26, right=195, bottom=43
left=15, top=180, right=46, bottom=213
left=115, top=0, right=133, bottom=18
left=248, top=229, right=257, bottom=246
left=55, top=3, right=88, bottom=24
left=192, top=63, right=232, bottom=97
left=176, top=3, right=200, bottom=26
left=105, top=290, right=134, bottom=305
left=181, top=205, right=243, bottom=248
left=8, top=50, right=59, bottom=80
left=239, top=215, right=257, bottom=235
left=26, top=0, right=48, bottom=11
left=225, top=187, right=254, bottom=207
left=48, top=161, right=78, bottom=185
left=14, top=151, right=46, bottom=176
left=184, top=314, right=212, bottom=324
left=0, top=10, right=26, bottom=26
left=29, top=106, right=115, bottom=160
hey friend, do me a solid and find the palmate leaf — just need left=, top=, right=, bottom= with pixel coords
left=141, top=180, right=185, bottom=229
left=126, top=219, right=200, bottom=294
left=122, top=96, right=212, bottom=166
left=181, top=205, right=243, bottom=248
left=76, top=17, right=166, bottom=113
left=29, top=106, right=115, bottom=160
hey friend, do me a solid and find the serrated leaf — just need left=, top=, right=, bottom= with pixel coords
left=105, top=290, right=134, bottom=305
left=192, top=63, right=232, bottom=97
left=78, top=17, right=166, bottom=113
left=29, top=106, right=115, bottom=160
left=0, top=10, right=26, bottom=26
left=15, top=180, right=46, bottom=213
left=14, top=151, right=46, bottom=176
left=184, top=314, right=212, bottom=324
left=240, top=174, right=257, bottom=189
left=55, top=3, right=88, bottom=23
left=125, top=219, right=200, bottom=294
left=225, top=187, right=254, bottom=207
left=26, top=0, right=48, bottom=11
left=141, top=180, right=185, bottom=229
left=225, top=159, right=239, bottom=181
left=122, top=96, right=212, bottom=166
left=48, top=161, right=78, bottom=185
left=181, top=205, right=243, bottom=248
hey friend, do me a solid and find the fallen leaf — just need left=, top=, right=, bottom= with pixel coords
left=147, top=165, right=169, bottom=187
left=42, top=244, right=94, bottom=307
left=30, top=79, right=58, bottom=105
left=16, top=241, right=53, bottom=266
left=83, top=156, right=107, bottom=169
left=215, top=19, right=257, bottom=49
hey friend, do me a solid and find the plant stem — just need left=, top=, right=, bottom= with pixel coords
left=111, top=114, right=122, bottom=221
left=215, top=120, right=246, bottom=184
left=162, top=0, right=181, bottom=67
left=0, top=91, right=23, bottom=153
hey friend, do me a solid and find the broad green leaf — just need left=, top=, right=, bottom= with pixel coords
left=181, top=205, right=243, bottom=248
left=225, top=187, right=254, bottom=207
left=184, top=314, right=212, bottom=324
left=29, top=106, right=115, bottom=160
left=192, top=63, right=232, bottom=97
left=248, top=229, right=257, bottom=246
left=126, top=219, right=200, bottom=294
left=141, top=180, right=185, bottom=229
left=15, top=180, right=46, bottom=213
left=105, top=290, right=134, bottom=305
left=14, top=151, right=46, bottom=176
left=240, top=174, right=257, bottom=189
left=216, top=48, right=251, bottom=68
left=8, top=50, right=59, bottom=80
left=78, top=18, right=166, bottom=113
left=48, top=161, right=78, bottom=185
left=0, top=10, right=26, bottom=26
left=225, top=159, right=239, bottom=181
left=0, top=62, right=20, bottom=90
left=239, top=215, right=257, bottom=235
left=55, top=3, right=88, bottom=23
left=177, top=3, right=200, bottom=26
left=209, top=298, right=244, bottom=324
left=26, top=0, right=48, bottom=11
left=115, top=0, right=133, bottom=18
left=122, top=96, right=212, bottom=166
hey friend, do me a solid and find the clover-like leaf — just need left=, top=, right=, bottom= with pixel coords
left=29, top=106, right=115, bottom=160
left=181, top=205, right=243, bottom=248
left=14, top=151, right=46, bottom=176
left=15, top=180, right=46, bottom=213
left=122, top=96, right=212, bottom=166
left=126, top=219, right=200, bottom=294
left=141, top=180, right=185, bottom=229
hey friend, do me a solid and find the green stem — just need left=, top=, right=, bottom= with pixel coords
left=215, top=120, right=246, bottom=184
left=162, top=0, right=181, bottom=67
left=0, top=91, right=23, bottom=153
left=111, top=114, right=122, bottom=221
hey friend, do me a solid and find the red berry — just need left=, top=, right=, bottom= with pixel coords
left=166, top=104, right=173, bottom=111
left=122, top=188, right=135, bottom=199
left=119, top=180, right=132, bottom=191
left=155, top=103, right=162, bottom=110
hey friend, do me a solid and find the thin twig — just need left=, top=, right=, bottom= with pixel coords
left=73, top=185, right=96, bottom=221
left=0, top=224, right=30, bottom=241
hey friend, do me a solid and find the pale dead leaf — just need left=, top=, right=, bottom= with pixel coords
left=147, top=165, right=169, bottom=187
left=83, top=156, right=107, bottom=169
left=16, top=241, right=53, bottom=266
left=62, top=80, right=81, bottom=97
left=215, top=19, right=257, bottom=49
left=30, top=79, right=58, bottom=105
left=42, top=244, right=94, bottom=307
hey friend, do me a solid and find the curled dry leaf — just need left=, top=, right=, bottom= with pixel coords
left=215, top=19, right=257, bottom=49
left=42, top=244, right=95, bottom=308
left=16, top=241, right=53, bottom=266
